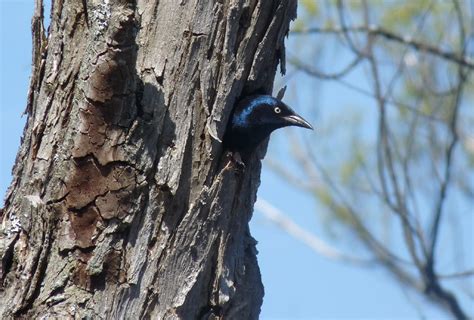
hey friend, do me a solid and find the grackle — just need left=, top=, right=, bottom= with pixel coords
left=225, top=95, right=313, bottom=162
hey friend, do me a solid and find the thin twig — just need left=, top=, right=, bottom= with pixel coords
left=438, top=269, right=474, bottom=279
left=289, top=54, right=363, bottom=80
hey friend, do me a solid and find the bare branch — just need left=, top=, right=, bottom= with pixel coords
left=255, top=199, right=373, bottom=266
left=290, top=61, right=446, bottom=123
left=428, top=0, right=469, bottom=266
left=291, top=26, right=474, bottom=69
left=278, top=1, right=472, bottom=318
left=336, top=0, right=367, bottom=56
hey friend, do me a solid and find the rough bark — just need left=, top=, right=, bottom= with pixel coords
left=0, top=0, right=296, bottom=319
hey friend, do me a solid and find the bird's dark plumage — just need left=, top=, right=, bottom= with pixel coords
left=225, top=95, right=313, bottom=155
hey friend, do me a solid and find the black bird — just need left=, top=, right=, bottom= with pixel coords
left=225, top=95, right=313, bottom=159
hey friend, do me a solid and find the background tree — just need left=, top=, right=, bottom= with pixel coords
left=259, top=0, right=473, bottom=319
left=0, top=0, right=296, bottom=318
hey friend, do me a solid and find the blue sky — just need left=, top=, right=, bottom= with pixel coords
left=1, top=1, right=471, bottom=319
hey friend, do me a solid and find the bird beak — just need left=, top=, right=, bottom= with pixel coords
left=283, top=114, right=314, bottom=130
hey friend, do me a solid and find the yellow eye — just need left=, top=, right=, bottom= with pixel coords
left=274, top=107, right=281, bottom=114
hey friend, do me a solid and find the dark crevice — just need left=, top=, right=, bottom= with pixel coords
left=45, top=191, right=70, bottom=205
left=0, top=233, right=18, bottom=285
left=72, top=152, right=143, bottom=176
left=81, top=0, right=90, bottom=28
left=135, top=77, right=145, bottom=118
left=90, top=270, right=106, bottom=291
left=15, top=216, right=54, bottom=317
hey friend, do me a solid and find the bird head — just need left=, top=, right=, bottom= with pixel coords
left=226, top=95, right=313, bottom=155
left=233, top=95, right=313, bottom=132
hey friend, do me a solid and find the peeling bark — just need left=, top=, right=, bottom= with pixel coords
left=0, top=0, right=296, bottom=318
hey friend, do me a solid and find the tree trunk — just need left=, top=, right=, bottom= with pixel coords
left=0, top=0, right=296, bottom=318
